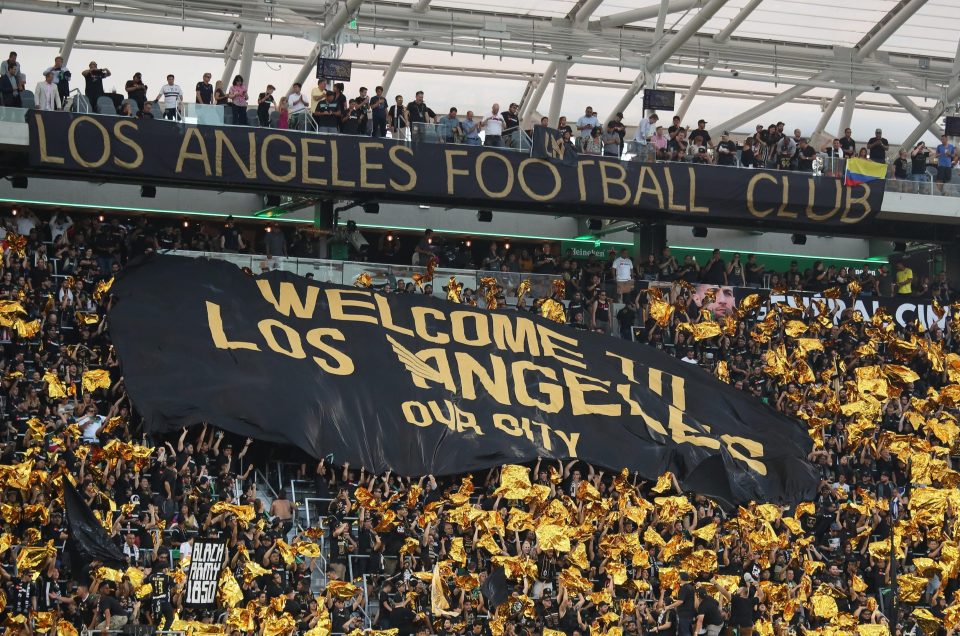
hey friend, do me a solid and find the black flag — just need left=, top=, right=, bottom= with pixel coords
left=63, top=480, right=127, bottom=567
left=532, top=124, right=578, bottom=166
left=480, top=567, right=510, bottom=608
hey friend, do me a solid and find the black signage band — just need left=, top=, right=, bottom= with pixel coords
left=27, top=111, right=883, bottom=229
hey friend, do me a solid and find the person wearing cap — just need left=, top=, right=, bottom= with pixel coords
left=867, top=128, right=889, bottom=163
left=797, top=137, right=817, bottom=171
left=94, top=581, right=129, bottom=632
left=688, top=119, right=713, bottom=151
left=610, top=111, right=627, bottom=145
left=124, top=72, right=148, bottom=111
left=716, top=131, right=737, bottom=166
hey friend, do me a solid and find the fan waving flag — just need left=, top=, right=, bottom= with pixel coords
left=844, top=157, right=888, bottom=186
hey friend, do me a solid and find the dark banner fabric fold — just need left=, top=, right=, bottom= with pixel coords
left=108, top=255, right=818, bottom=506
left=63, top=480, right=128, bottom=567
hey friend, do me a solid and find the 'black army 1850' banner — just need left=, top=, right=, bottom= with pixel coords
left=108, top=255, right=818, bottom=506
left=27, top=111, right=882, bottom=229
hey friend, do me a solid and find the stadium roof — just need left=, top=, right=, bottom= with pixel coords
left=2, top=0, right=959, bottom=143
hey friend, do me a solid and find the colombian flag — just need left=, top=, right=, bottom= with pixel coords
left=844, top=157, right=888, bottom=186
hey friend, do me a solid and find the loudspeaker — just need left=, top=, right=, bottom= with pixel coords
left=945, top=116, right=960, bottom=137
left=477, top=210, right=493, bottom=222
left=587, top=218, right=602, bottom=231
left=791, top=233, right=807, bottom=245
left=140, top=185, right=156, bottom=198
left=316, top=199, right=335, bottom=230
left=362, top=202, right=380, bottom=214
left=11, top=176, right=28, bottom=189
left=893, top=241, right=907, bottom=253
left=265, top=194, right=281, bottom=206
left=692, top=226, right=707, bottom=238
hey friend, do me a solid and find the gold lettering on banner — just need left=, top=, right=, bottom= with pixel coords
left=451, top=310, right=492, bottom=347
left=563, top=368, right=620, bottom=416
left=300, top=138, right=328, bottom=186
left=541, top=132, right=568, bottom=161
left=576, top=160, right=596, bottom=202
left=494, top=413, right=534, bottom=442
left=721, top=434, right=767, bottom=475
left=663, top=167, right=685, bottom=211
left=807, top=178, right=843, bottom=221
left=374, top=294, right=414, bottom=337
left=475, top=152, right=514, bottom=198
left=261, top=134, right=296, bottom=183
left=258, top=318, right=307, bottom=358
left=304, top=327, right=355, bottom=375
left=112, top=120, right=144, bottom=170
left=445, top=149, right=470, bottom=194
left=599, top=161, right=630, bottom=205
left=401, top=348, right=456, bottom=392
left=359, top=142, right=386, bottom=189
left=517, top=158, right=561, bottom=201
left=512, top=361, right=563, bottom=414
left=841, top=184, right=872, bottom=223
left=633, top=166, right=665, bottom=208
left=411, top=306, right=450, bottom=344
left=176, top=128, right=212, bottom=176
left=330, top=140, right=356, bottom=187
left=35, top=114, right=65, bottom=165
left=687, top=166, right=709, bottom=213
left=256, top=281, right=319, bottom=318
left=67, top=115, right=110, bottom=168
left=403, top=400, right=482, bottom=435
left=491, top=314, right=541, bottom=356
left=777, top=176, right=797, bottom=218
left=537, top=324, right=586, bottom=369
left=389, top=145, right=417, bottom=191
left=325, top=289, right=378, bottom=324
left=214, top=130, right=256, bottom=178
left=205, top=301, right=260, bottom=351
left=746, top=172, right=777, bottom=218
left=402, top=401, right=432, bottom=427
left=455, top=353, right=510, bottom=405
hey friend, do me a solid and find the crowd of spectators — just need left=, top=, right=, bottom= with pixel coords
left=3, top=49, right=958, bottom=188
left=0, top=206, right=960, bottom=636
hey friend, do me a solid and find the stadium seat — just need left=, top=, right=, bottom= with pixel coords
left=269, top=110, right=280, bottom=128
left=246, top=108, right=258, bottom=126
left=121, top=98, right=140, bottom=116
left=19, top=90, right=35, bottom=110
left=97, top=96, right=118, bottom=115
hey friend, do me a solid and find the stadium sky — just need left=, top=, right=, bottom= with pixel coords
left=2, top=0, right=959, bottom=144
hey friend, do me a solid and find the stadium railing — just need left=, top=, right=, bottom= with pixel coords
left=166, top=250, right=563, bottom=302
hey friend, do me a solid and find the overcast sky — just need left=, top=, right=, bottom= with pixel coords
left=3, top=5, right=957, bottom=144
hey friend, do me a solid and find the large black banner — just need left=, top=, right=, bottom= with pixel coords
left=109, top=255, right=818, bottom=506
left=27, top=111, right=882, bottom=230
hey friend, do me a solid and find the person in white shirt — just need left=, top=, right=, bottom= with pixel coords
left=286, top=82, right=310, bottom=130
left=50, top=211, right=73, bottom=242
left=681, top=348, right=699, bottom=364
left=35, top=70, right=62, bottom=111
left=155, top=74, right=183, bottom=120
left=634, top=113, right=658, bottom=145
left=576, top=106, right=599, bottom=142
left=481, top=103, right=505, bottom=147
left=611, top=248, right=635, bottom=301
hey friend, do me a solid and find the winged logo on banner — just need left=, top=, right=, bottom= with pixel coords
left=385, top=334, right=445, bottom=384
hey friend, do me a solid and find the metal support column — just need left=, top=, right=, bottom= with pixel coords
left=548, top=63, right=569, bottom=127
left=61, top=16, right=84, bottom=63
left=238, top=33, right=258, bottom=86
left=291, top=0, right=365, bottom=90
left=709, top=71, right=830, bottom=137
left=380, top=47, right=407, bottom=98
left=837, top=90, right=857, bottom=136
left=220, top=34, right=243, bottom=89
left=607, top=0, right=729, bottom=121
left=812, top=92, right=843, bottom=138
left=520, top=63, right=556, bottom=123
